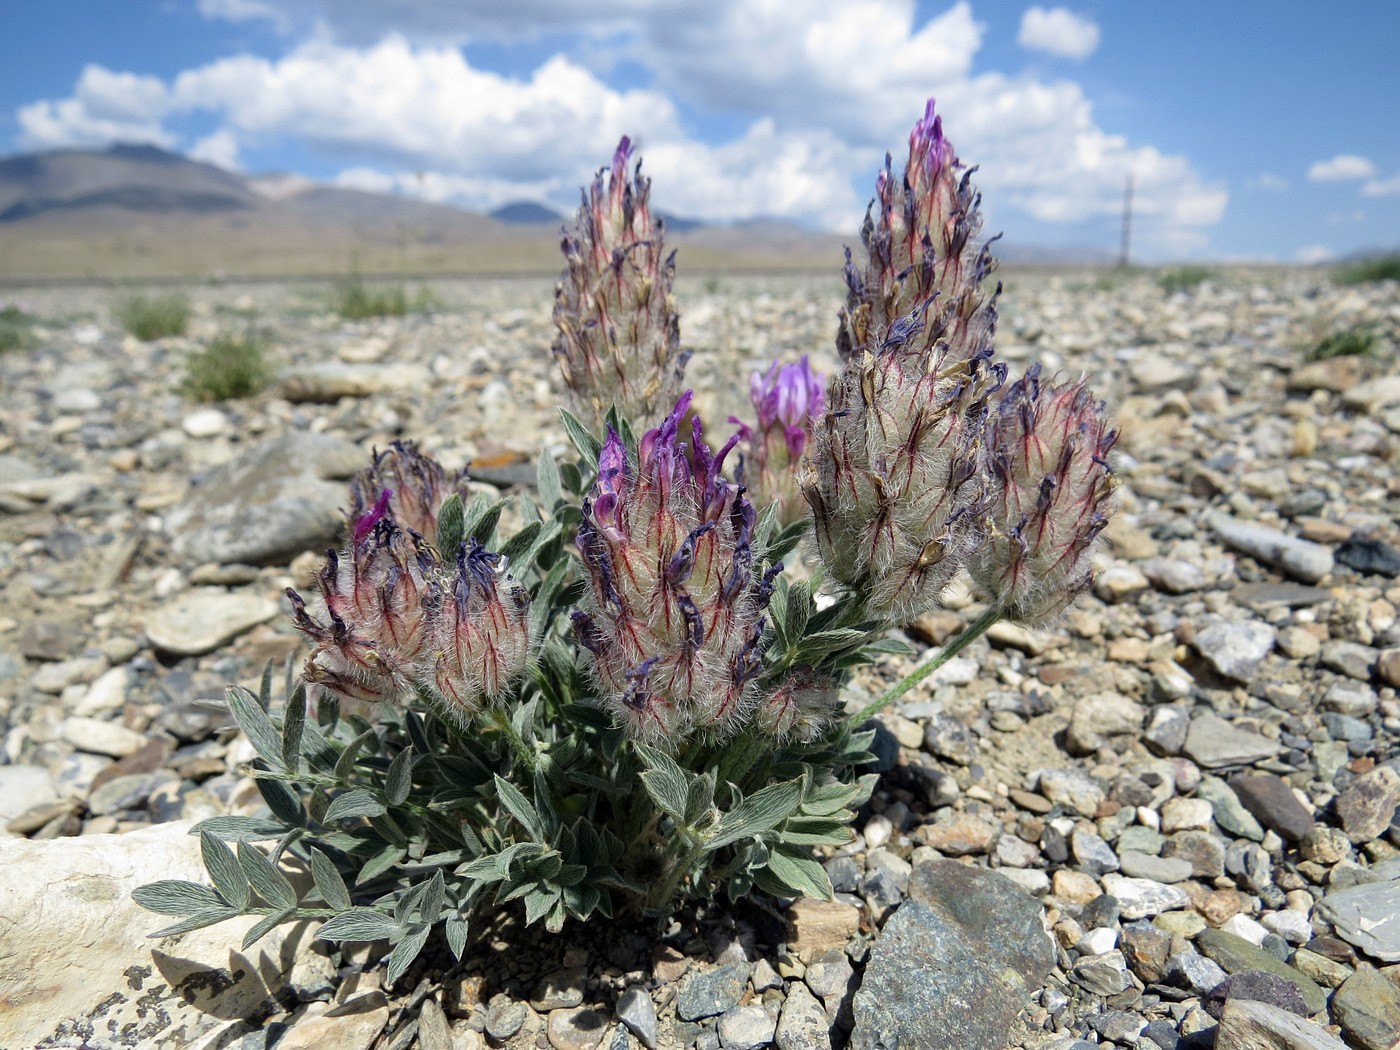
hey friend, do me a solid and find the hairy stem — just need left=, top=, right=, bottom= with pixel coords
left=853, top=605, right=1003, bottom=723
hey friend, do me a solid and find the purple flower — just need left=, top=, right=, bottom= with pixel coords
left=972, top=366, right=1118, bottom=624
left=553, top=136, right=689, bottom=431
left=573, top=392, right=773, bottom=744
left=349, top=440, right=470, bottom=543
left=733, top=356, right=826, bottom=525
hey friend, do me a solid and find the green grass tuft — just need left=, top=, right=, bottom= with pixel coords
left=116, top=293, right=190, bottom=340
left=330, top=275, right=437, bottom=320
left=1307, top=326, right=1377, bottom=362
left=1335, top=254, right=1400, bottom=285
left=182, top=328, right=274, bottom=401
left=0, top=305, right=32, bottom=352
left=1157, top=266, right=1214, bottom=294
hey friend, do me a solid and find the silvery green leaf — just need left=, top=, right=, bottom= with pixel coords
left=237, top=842, right=296, bottom=910
left=226, top=685, right=285, bottom=771
left=257, top=661, right=274, bottom=713
left=280, top=689, right=306, bottom=770
left=523, top=887, right=559, bottom=926
left=256, top=776, right=306, bottom=828
left=420, top=870, right=446, bottom=924
left=708, top=780, right=803, bottom=850
left=776, top=817, right=852, bottom=846
left=201, top=831, right=249, bottom=910
left=685, top=772, right=716, bottom=828
left=635, top=743, right=689, bottom=823
left=436, top=492, right=465, bottom=553
left=558, top=408, right=601, bottom=464
left=387, top=923, right=432, bottom=985
left=761, top=846, right=832, bottom=900
left=317, top=908, right=401, bottom=943
left=192, top=815, right=288, bottom=840
left=385, top=747, right=413, bottom=807
left=147, top=908, right=242, bottom=939
left=494, top=775, right=544, bottom=842
left=241, top=905, right=295, bottom=950
left=558, top=461, right=583, bottom=498
left=133, top=880, right=226, bottom=916
left=357, top=845, right=405, bottom=885
left=445, top=913, right=468, bottom=960
left=324, top=789, right=387, bottom=822
left=462, top=495, right=509, bottom=547
left=784, top=581, right=814, bottom=645
left=310, top=848, right=352, bottom=911
left=333, top=729, right=376, bottom=783
left=537, top=449, right=562, bottom=512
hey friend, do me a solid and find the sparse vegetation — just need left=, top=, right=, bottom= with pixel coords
left=182, top=327, right=273, bottom=401
left=330, top=274, right=436, bottom=320
left=1335, top=254, right=1400, bottom=285
left=116, top=292, right=190, bottom=340
left=0, top=305, right=32, bottom=352
left=1307, top=326, right=1377, bottom=362
left=1157, top=266, right=1214, bottom=294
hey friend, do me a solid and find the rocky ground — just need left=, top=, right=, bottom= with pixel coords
left=1, top=267, right=1398, bottom=1050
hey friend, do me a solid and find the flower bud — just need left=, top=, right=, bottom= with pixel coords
left=553, top=136, right=690, bottom=432
left=291, top=446, right=532, bottom=711
left=731, top=356, right=825, bottom=524
left=805, top=314, right=1003, bottom=621
left=838, top=98, right=999, bottom=373
left=572, top=392, right=776, bottom=744
left=420, top=539, right=533, bottom=723
left=754, top=667, right=841, bottom=742
left=972, top=365, right=1118, bottom=624
left=348, top=440, right=470, bottom=543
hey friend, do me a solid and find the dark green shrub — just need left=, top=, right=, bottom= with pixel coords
left=116, top=293, right=190, bottom=340
left=1335, top=255, right=1400, bottom=285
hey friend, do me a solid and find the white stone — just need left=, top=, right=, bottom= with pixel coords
left=1078, top=926, right=1119, bottom=955
left=1100, top=873, right=1191, bottom=920
left=182, top=408, right=229, bottom=438
left=0, top=765, right=59, bottom=833
left=73, top=665, right=130, bottom=716
left=1161, top=797, right=1215, bottom=833
left=1222, top=913, right=1269, bottom=946
left=60, top=715, right=149, bottom=758
left=144, top=589, right=279, bottom=656
left=0, top=821, right=312, bottom=1049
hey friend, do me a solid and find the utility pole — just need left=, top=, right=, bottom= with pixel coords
left=1118, top=173, right=1134, bottom=268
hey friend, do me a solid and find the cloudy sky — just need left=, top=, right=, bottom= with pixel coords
left=3, top=1, right=1397, bottom=262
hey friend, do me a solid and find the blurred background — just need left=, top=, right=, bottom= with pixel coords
left=1, top=0, right=1397, bottom=279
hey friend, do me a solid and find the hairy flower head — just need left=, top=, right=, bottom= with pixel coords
left=573, top=392, right=778, bottom=744
left=733, top=355, right=826, bottom=525
left=553, top=137, right=689, bottom=432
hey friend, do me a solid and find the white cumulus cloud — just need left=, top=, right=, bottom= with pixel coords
left=1017, top=6, right=1100, bottom=60
left=1362, top=171, right=1400, bottom=198
left=1296, top=245, right=1334, bottom=263
left=188, top=128, right=242, bottom=170
left=1307, top=154, right=1377, bottom=182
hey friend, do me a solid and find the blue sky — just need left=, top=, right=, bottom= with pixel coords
left=2, top=1, right=1397, bottom=262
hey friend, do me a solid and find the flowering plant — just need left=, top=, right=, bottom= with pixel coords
left=136, top=100, right=1116, bottom=983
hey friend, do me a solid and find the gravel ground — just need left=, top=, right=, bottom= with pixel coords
left=1, top=267, right=1398, bottom=1050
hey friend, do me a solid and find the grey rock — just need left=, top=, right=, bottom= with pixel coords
left=1215, top=999, right=1348, bottom=1050
left=1039, top=768, right=1105, bottom=817
left=1162, top=830, right=1227, bottom=878
left=1204, top=970, right=1311, bottom=1019
left=616, top=986, right=658, bottom=1049
left=1072, top=949, right=1132, bottom=995
left=531, top=965, right=587, bottom=1010
left=1079, top=894, right=1121, bottom=930
left=1100, top=873, right=1190, bottom=919
left=1320, top=640, right=1378, bottom=681
left=16, top=618, right=83, bottom=661
left=1193, top=620, right=1277, bottom=683
left=1065, top=692, right=1144, bottom=755
left=1144, top=705, right=1191, bottom=757
left=718, top=1004, right=776, bottom=1050
left=1209, top=514, right=1334, bottom=583
left=1233, top=582, right=1333, bottom=611
left=1322, top=680, right=1378, bottom=717
left=165, top=433, right=364, bottom=566
left=546, top=1006, right=610, bottom=1050
left=1195, top=930, right=1327, bottom=1014
left=775, top=983, right=829, bottom=1050
left=1166, top=950, right=1228, bottom=994
left=851, top=861, right=1053, bottom=1050
left=1335, top=536, right=1400, bottom=578
left=1183, top=715, right=1281, bottom=770
left=59, top=716, right=148, bottom=758
left=1230, top=774, right=1315, bottom=842
left=1334, top=766, right=1400, bottom=844
left=1121, top=922, right=1173, bottom=984
left=87, top=771, right=181, bottom=816
left=1071, top=828, right=1120, bottom=876
left=803, top=949, right=853, bottom=1009
left=1118, top=851, right=1193, bottom=883
left=279, top=361, right=433, bottom=402
left=1321, top=711, right=1372, bottom=743
left=1316, top=878, right=1400, bottom=962
left=32, top=655, right=108, bottom=694
left=923, top=714, right=976, bottom=765
left=676, top=962, right=750, bottom=1021
left=1198, top=774, right=1267, bottom=840
left=144, top=589, right=279, bottom=657
left=1331, top=966, right=1400, bottom=1050
left=486, top=1000, right=529, bottom=1041
left=1142, top=557, right=1208, bottom=594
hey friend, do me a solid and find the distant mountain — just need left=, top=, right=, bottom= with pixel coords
left=490, top=201, right=564, bottom=225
